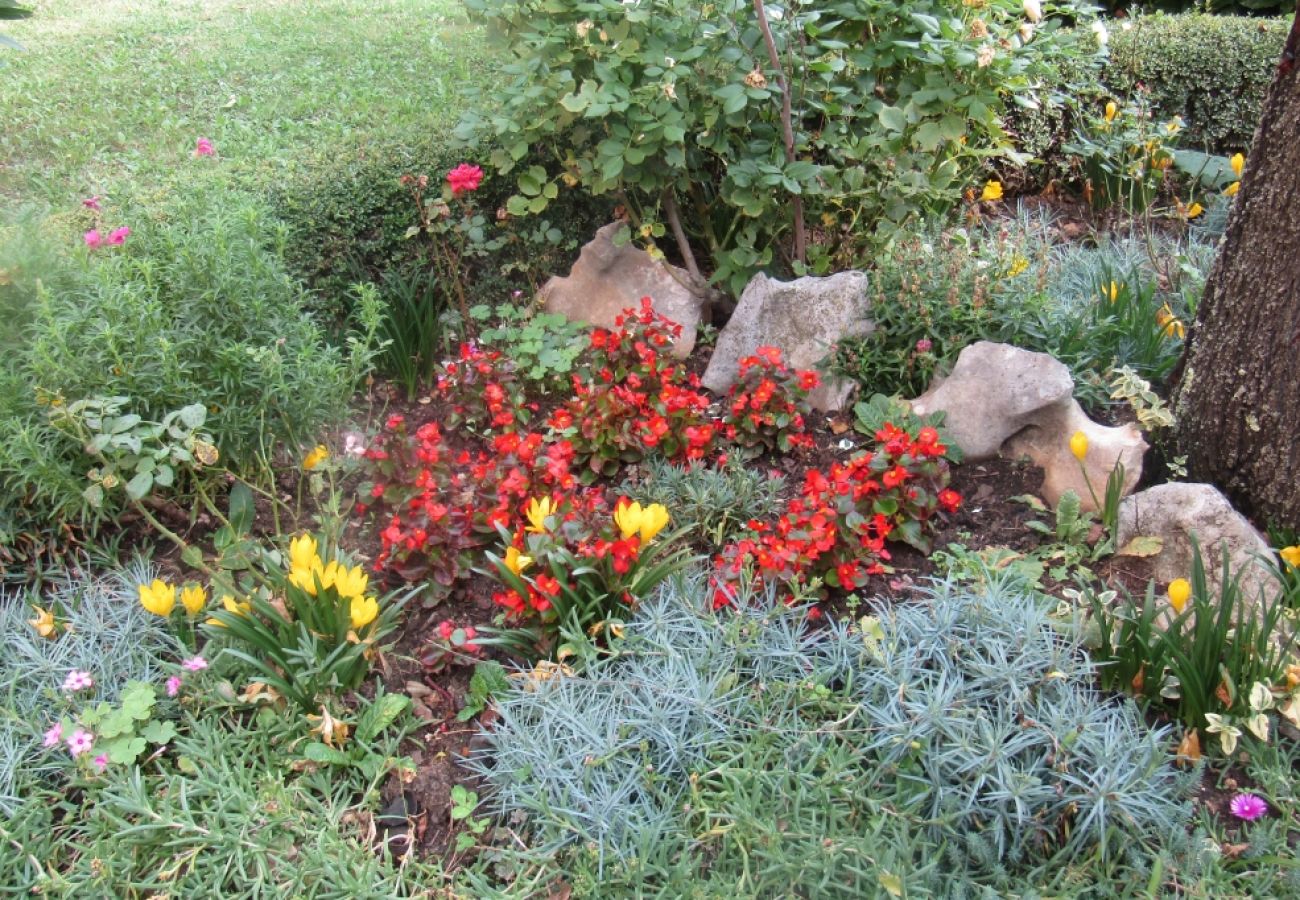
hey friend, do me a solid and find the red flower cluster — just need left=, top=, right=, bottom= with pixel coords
left=558, top=298, right=715, bottom=477
left=722, top=345, right=819, bottom=456
left=713, top=422, right=959, bottom=607
left=434, top=342, right=531, bottom=432
left=447, top=163, right=484, bottom=196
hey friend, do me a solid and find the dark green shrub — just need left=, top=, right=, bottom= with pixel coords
left=270, top=136, right=613, bottom=322
left=1104, top=14, right=1289, bottom=154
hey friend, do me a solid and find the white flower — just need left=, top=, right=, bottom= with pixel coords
left=1090, top=21, right=1109, bottom=47
left=1019, top=23, right=1035, bottom=43
left=1023, top=0, right=1042, bottom=22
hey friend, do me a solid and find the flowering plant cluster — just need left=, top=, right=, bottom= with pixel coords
left=432, top=342, right=531, bottom=433
left=556, top=298, right=716, bottom=479
left=201, top=533, right=407, bottom=712
left=714, top=424, right=959, bottom=604
left=41, top=673, right=187, bottom=774
left=483, top=496, right=693, bottom=656
left=362, top=415, right=578, bottom=594
left=721, top=346, right=818, bottom=457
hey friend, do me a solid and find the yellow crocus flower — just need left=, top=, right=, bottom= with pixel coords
left=206, top=594, right=252, bottom=628
left=1104, top=101, right=1117, bottom=123
left=350, top=595, right=379, bottom=629
left=139, top=579, right=176, bottom=617
left=637, top=503, right=671, bottom=543
left=503, top=546, right=533, bottom=576
left=303, top=445, right=329, bottom=471
left=980, top=180, right=1003, bottom=202
left=180, top=583, right=207, bottom=616
left=329, top=562, right=369, bottom=601
left=1185, top=202, right=1204, bottom=219
left=28, top=605, right=57, bottom=639
left=1223, top=181, right=1239, bottom=197
left=614, top=500, right=644, bottom=540
left=1230, top=152, right=1244, bottom=178
left=1167, top=578, right=1191, bottom=614
left=1280, top=545, right=1300, bottom=569
left=1069, top=431, right=1088, bottom=462
left=526, top=497, right=556, bottom=534
left=289, top=533, right=319, bottom=573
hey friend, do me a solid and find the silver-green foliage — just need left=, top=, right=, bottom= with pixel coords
left=469, top=570, right=1192, bottom=891
left=619, top=456, right=785, bottom=551
left=0, top=558, right=179, bottom=814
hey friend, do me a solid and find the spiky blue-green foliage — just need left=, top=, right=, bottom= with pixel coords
left=468, top=570, right=1194, bottom=894
left=0, top=558, right=180, bottom=814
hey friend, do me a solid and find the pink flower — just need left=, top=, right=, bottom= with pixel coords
left=42, top=722, right=63, bottom=748
left=108, top=227, right=131, bottom=245
left=92, top=753, right=109, bottom=772
left=181, top=656, right=208, bottom=672
left=66, top=728, right=94, bottom=756
left=1229, top=792, right=1268, bottom=822
left=194, top=137, right=216, bottom=157
left=84, top=230, right=104, bottom=249
left=82, top=196, right=101, bottom=211
left=61, top=669, right=94, bottom=693
left=915, top=338, right=933, bottom=353
left=447, top=163, right=484, bottom=196
left=166, top=675, right=183, bottom=697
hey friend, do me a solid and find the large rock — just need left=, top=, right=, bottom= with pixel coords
left=911, top=341, right=1145, bottom=510
left=537, top=222, right=706, bottom=359
left=1116, top=482, right=1278, bottom=606
left=702, top=271, right=871, bottom=412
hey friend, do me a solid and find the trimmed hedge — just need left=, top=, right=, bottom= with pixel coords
left=1103, top=14, right=1289, bottom=153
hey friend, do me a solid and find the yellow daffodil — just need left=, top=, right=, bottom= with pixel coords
left=349, top=595, right=379, bottom=629
left=614, top=500, right=645, bottom=540
left=1280, top=545, right=1300, bottom=569
left=1223, top=181, right=1239, bottom=197
left=503, top=546, right=533, bottom=576
left=139, top=579, right=176, bottom=617
left=1104, top=101, right=1117, bottom=123
left=1069, top=431, right=1088, bottom=462
left=180, top=583, right=207, bottom=616
left=206, top=594, right=252, bottom=627
left=289, top=533, right=319, bottom=573
left=980, top=180, right=1003, bottom=202
left=28, top=605, right=57, bottom=639
left=1230, top=152, right=1244, bottom=178
left=637, top=503, right=671, bottom=542
left=303, top=445, right=329, bottom=471
left=1167, top=578, right=1191, bottom=614
left=526, top=497, right=556, bottom=534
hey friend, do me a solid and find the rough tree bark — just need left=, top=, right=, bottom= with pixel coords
left=1171, top=1, right=1300, bottom=531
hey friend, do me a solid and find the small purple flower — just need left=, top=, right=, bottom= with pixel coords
left=1229, top=792, right=1268, bottom=822
left=66, top=728, right=94, bottom=757
left=92, top=753, right=109, bottom=772
left=181, top=656, right=208, bottom=672
left=62, top=669, right=94, bottom=693
left=43, top=722, right=63, bottom=748
left=166, top=675, right=183, bottom=697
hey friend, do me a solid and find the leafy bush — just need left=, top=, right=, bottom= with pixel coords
left=270, top=136, right=612, bottom=320
left=468, top=571, right=1193, bottom=892
left=475, top=302, right=592, bottom=396
left=1104, top=14, right=1289, bottom=154
left=459, top=0, right=1099, bottom=294
left=719, top=346, right=818, bottom=457
left=619, top=456, right=786, bottom=551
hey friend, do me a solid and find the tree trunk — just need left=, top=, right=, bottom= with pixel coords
left=1171, top=4, right=1300, bottom=532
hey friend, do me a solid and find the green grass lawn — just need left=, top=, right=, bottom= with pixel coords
left=0, top=0, right=489, bottom=207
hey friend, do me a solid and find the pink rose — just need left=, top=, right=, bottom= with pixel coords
left=194, top=137, right=216, bottom=158
left=84, top=230, right=104, bottom=249
left=446, top=163, right=484, bottom=196
left=108, top=227, right=131, bottom=245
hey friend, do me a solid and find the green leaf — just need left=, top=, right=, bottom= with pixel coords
left=125, top=470, right=154, bottom=500
left=105, top=736, right=147, bottom=765
left=356, top=692, right=411, bottom=742
left=140, top=720, right=177, bottom=744
left=228, top=482, right=254, bottom=535
left=878, top=106, right=906, bottom=133
left=302, top=742, right=352, bottom=765
left=178, top=404, right=206, bottom=429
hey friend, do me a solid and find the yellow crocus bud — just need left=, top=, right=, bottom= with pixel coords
left=180, top=583, right=207, bottom=616
left=614, top=500, right=644, bottom=540
left=503, top=546, right=533, bottom=576
left=1230, top=152, right=1244, bottom=178
left=1104, top=101, right=1117, bottom=122
left=1168, top=578, right=1191, bottom=614
left=638, top=503, right=671, bottom=542
left=350, top=595, right=379, bottom=629
left=1069, top=431, right=1088, bottom=462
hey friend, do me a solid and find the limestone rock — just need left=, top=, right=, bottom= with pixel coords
left=702, top=271, right=871, bottom=412
left=910, top=341, right=1145, bottom=510
left=1117, top=482, right=1278, bottom=605
left=537, top=222, right=706, bottom=359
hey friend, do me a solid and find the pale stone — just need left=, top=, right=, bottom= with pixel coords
left=537, top=222, right=706, bottom=359
left=702, top=271, right=871, bottom=412
left=1117, top=482, right=1279, bottom=607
